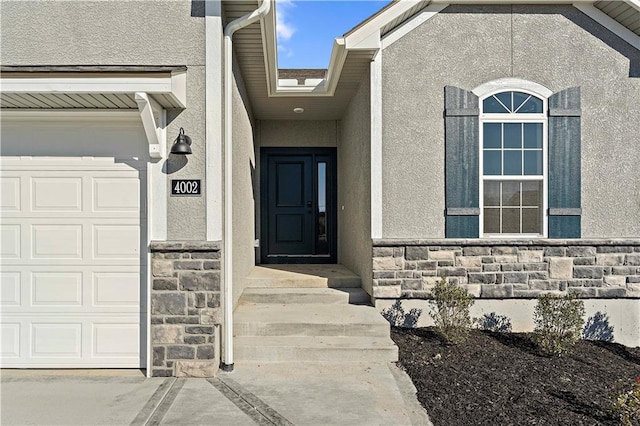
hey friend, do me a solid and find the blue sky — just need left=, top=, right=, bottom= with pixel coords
left=276, top=0, right=392, bottom=69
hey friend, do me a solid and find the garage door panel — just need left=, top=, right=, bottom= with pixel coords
left=93, top=323, right=139, bottom=358
left=32, top=323, right=82, bottom=358
left=93, top=177, right=141, bottom=212
left=0, top=177, right=21, bottom=211
left=0, top=272, right=21, bottom=306
left=0, top=323, right=20, bottom=359
left=0, top=225, right=21, bottom=258
left=32, top=224, right=83, bottom=259
left=93, top=225, right=140, bottom=259
left=31, top=177, right=83, bottom=212
left=2, top=266, right=143, bottom=314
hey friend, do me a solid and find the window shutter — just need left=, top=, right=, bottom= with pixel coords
left=444, top=86, right=479, bottom=238
left=548, top=87, right=581, bottom=238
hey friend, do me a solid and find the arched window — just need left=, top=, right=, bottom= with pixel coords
left=480, top=90, right=547, bottom=236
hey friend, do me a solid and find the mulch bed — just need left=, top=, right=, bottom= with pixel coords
left=391, top=327, right=640, bottom=425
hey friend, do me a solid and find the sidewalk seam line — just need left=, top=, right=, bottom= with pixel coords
left=144, top=378, right=185, bottom=426
left=129, top=377, right=175, bottom=426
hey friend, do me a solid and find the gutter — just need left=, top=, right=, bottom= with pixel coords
left=221, top=0, right=271, bottom=372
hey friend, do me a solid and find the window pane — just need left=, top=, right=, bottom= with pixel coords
left=316, top=162, right=329, bottom=254
left=484, top=96, right=508, bottom=113
left=496, top=92, right=512, bottom=112
left=518, top=96, right=543, bottom=113
left=484, top=181, right=500, bottom=206
left=513, top=92, right=530, bottom=112
left=483, top=123, right=501, bottom=148
left=524, top=151, right=543, bottom=175
left=484, top=208, right=500, bottom=233
left=504, top=123, right=522, bottom=148
left=522, top=181, right=542, bottom=206
left=503, top=151, right=522, bottom=175
left=522, top=208, right=541, bottom=233
left=524, top=123, right=542, bottom=148
left=484, top=151, right=502, bottom=175
left=502, top=208, right=521, bottom=233
left=502, top=181, right=520, bottom=206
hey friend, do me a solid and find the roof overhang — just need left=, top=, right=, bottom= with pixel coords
left=0, top=66, right=187, bottom=109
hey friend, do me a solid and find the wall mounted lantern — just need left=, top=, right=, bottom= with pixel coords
left=170, top=128, right=192, bottom=155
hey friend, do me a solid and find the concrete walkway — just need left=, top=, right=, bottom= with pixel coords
left=1, top=363, right=432, bottom=426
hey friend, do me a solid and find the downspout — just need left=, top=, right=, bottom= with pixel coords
left=222, top=0, right=271, bottom=372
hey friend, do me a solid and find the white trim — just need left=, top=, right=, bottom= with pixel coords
left=478, top=88, right=548, bottom=238
left=381, top=3, right=449, bottom=49
left=371, top=51, right=383, bottom=239
left=134, top=92, right=165, bottom=159
left=206, top=0, right=223, bottom=242
left=1, top=73, right=187, bottom=108
left=573, top=3, right=640, bottom=50
left=473, top=78, right=553, bottom=99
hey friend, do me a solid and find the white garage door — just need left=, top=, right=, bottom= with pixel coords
left=0, top=116, right=147, bottom=367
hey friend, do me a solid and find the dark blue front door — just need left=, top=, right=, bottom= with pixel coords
left=261, top=148, right=336, bottom=264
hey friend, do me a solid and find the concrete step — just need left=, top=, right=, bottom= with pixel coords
left=233, top=336, right=399, bottom=363
left=239, top=287, right=370, bottom=305
left=246, top=265, right=361, bottom=288
left=234, top=303, right=390, bottom=337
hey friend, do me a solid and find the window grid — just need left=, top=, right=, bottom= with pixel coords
left=479, top=90, right=548, bottom=238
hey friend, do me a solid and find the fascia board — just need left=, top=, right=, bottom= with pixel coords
left=629, top=0, right=640, bottom=12
left=574, top=2, right=640, bottom=50
left=0, top=73, right=187, bottom=107
left=262, top=6, right=280, bottom=98
left=344, top=0, right=424, bottom=49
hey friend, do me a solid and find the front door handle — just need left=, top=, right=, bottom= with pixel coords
left=306, top=201, right=313, bottom=208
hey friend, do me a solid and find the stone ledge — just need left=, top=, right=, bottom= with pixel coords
left=150, top=241, right=222, bottom=252
left=372, top=238, right=640, bottom=247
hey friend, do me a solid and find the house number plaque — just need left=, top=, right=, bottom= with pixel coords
left=171, top=179, right=201, bottom=196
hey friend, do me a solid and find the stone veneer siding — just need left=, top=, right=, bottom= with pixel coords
left=372, top=239, right=640, bottom=299
left=150, top=241, right=221, bottom=377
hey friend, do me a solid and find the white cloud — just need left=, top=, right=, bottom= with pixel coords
left=276, top=0, right=296, bottom=59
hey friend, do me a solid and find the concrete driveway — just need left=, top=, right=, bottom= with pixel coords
left=1, top=363, right=431, bottom=425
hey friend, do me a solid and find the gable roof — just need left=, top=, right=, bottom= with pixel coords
left=229, top=0, right=639, bottom=120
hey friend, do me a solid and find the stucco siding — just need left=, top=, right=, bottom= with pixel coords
left=338, top=72, right=373, bottom=296
left=231, top=68, right=257, bottom=308
left=1, top=0, right=209, bottom=240
left=259, top=120, right=338, bottom=147
left=381, top=4, right=640, bottom=238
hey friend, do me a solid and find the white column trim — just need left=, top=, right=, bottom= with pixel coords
left=206, top=0, right=223, bottom=242
left=371, top=50, right=383, bottom=239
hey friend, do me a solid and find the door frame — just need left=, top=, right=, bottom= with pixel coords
left=260, top=147, right=337, bottom=264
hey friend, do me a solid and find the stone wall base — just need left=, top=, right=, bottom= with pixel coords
left=372, top=239, right=640, bottom=299
left=150, top=241, right=222, bottom=377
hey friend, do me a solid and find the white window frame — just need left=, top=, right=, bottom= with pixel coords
left=478, top=89, right=549, bottom=238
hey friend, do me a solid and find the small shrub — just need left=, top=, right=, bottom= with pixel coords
left=382, top=300, right=422, bottom=328
left=477, top=312, right=513, bottom=333
left=533, top=292, right=585, bottom=356
left=429, top=276, right=474, bottom=344
left=582, top=311, right=615, bottom=342
left=612, top=377, right=640, bottom=426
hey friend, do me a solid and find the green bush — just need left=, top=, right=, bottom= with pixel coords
left=612, top=378, right=640, bottom=426
left=429, top=276, right=474, bottom=344
left=532, top=292, right=585, bottom=356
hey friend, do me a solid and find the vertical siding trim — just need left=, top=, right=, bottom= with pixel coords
left=371, top=51, right=383, bottom=239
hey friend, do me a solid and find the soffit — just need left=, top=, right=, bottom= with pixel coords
left=0, top=66, right=187, bottom=109
left=594, top=1, right=640, bottom=36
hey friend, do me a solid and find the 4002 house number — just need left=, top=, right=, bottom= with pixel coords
left=171, top=179, right=201, bottom=196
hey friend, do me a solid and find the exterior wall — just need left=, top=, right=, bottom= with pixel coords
left=231, top=66, right=257, bottom=308
left=376, top=298, right=640, bottom=348
left=259, top=120, right=338, bottom=147
left=381, top=4, right=640, bottom=238
left=1, top=0, right=209, bottom=240
left=338, top=73, right=373, bottom=296
left=150, top=242, right=221, bottom=377
left=372, top=239, right=640, bottom=299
